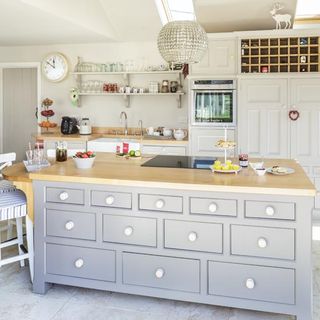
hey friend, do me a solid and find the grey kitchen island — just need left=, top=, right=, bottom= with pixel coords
left=28, top=153, right=316, bottom=320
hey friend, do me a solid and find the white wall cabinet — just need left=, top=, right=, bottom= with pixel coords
left=238, top=78, right=289, bottom=158
left=190, top=39, right=237, bottom=75
left=190, top=128, right=235, bottom=157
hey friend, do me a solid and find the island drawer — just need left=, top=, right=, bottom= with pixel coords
left=46, top=209, right=96, bottom=241
left=123, top=252, right=200, bottom=293
left=138, top=194, right=183, bottom=213
left=164, top=219, right=223, bottom=253
left=91, top=190, right=132, bottom=209
left=208, top=261, right=294, bottom=304
left=231, top=225, right=295, bottom=260
left=190, top=197, right=237, bottom=217
left=46, top=187, right=84, bottom=205
left=46, top=243, right=116, bottom=282
left=103, top=214, right=157, bottom=247
left=245, top=200, right=295, bottom=220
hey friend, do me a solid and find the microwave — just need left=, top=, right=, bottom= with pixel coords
left=190, top=79, right=237, bottom=127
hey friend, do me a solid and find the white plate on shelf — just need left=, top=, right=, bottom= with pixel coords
left=266, top=167, right=295, bottom=175
left=210, top=165, right=242, bottom=174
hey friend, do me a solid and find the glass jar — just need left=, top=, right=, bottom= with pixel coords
left=170, top=81, right=178, bottom=93
left=239, top=153, right=248, bottom=167
left=161, top=80, right=169, bottom=93
left=56, top=141, right=68, bottom=162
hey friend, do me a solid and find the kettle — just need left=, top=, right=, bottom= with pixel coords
left=77, top=118, right=92, bottom=135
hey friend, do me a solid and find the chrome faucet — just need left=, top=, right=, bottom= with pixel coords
left=138, top=120, right=143, bottom=137
left=120, top=111, right=128, bottom=135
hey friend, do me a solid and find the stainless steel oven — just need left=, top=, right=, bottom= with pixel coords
left=190, top=79, right=237, bottom=127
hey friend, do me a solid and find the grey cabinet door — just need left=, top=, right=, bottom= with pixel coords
left=103, top=214, right=157, bottom=247
left=46, top=243, right=116, bottom=282
left=139, top=194, right=183, bottom=213
left=190, top=197, right=237, bottom=217
left=91, top=190, right=132, bottom=209
left=164, top=219, right=223, bottom=253
left=46, top=209, right=96, bottom=241
left=46, top=187, right=84, bottom=205
left=208, top=261, right=295, bottom=304
left=231, top=225, right=295, bottom=260
left=123, top=252, right=200, bottom=293
left=245, top=200, right=295, bottom=220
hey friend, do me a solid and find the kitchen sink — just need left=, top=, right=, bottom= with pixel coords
left=88, top=137, right=141, bottom=152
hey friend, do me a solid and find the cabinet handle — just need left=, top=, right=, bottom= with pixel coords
left=155, top=199, right=165, bottom=209
left=245, top=278, right=255, bottom=289
left=124, top=226, right=133, bottom=236
left=59, top=191, right=69, bottom=201
left=188, top=231, right=198, bottom=242
left=65, top=221, right=75, bottom=231
left=208, top=202, right=218, bottom=213
left=74, top=258, right=84, bottom=269
left=257, top=237, right=268, bottom=248
left=265, top=206, right=275, bottom=216
left=105, top=195, right=115, bottom=205
left=155, top=268, right=165, bottom=279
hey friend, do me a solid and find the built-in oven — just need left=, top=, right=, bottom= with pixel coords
left=190, top=79, right=237, bottom=127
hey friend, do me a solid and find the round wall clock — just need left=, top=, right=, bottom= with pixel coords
left=42, top=52, right=69, bottom=82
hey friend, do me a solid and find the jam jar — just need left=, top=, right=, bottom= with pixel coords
left=239, top=153, right=248, bottom=167
left=56, top=141, right=68, bottom=162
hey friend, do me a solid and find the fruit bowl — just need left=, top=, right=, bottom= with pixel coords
left=211, top=160, right=241, bottom=174
left=73, top=151, right=96, bottom=169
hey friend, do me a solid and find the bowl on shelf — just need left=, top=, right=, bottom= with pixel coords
left=73, top=151, right=96, bottom=169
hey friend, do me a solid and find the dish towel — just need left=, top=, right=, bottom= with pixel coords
left=0, top=180, right=16, bottom=193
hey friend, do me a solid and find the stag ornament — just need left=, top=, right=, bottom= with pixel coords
left=270, top=4, right=292, bottom=29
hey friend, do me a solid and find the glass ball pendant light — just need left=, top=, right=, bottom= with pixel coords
left=157, top=20, right=208, bottom=65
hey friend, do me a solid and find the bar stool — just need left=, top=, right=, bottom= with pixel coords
left=0, top=153, right=33, bottom=282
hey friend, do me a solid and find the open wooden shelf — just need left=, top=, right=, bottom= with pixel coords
left=241, top=36, right=320, bottom=73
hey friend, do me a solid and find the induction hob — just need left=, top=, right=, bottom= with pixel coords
left=141, top=155, right=216, bottom=169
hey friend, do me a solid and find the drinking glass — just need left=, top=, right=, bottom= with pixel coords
left=34, top=149, right=44, bottom=166
left=26, top=150, right=33, bottom=165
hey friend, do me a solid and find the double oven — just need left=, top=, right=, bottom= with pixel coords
left=190, top=79, right=237, bottom=127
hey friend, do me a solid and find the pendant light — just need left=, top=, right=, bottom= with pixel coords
left=157, top=20, right=208, bottom=65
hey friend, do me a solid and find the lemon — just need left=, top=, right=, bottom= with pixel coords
left=134, top=150, right=141, bottom=157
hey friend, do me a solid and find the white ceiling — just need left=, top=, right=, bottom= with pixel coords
left=194, top=0, right=297, bottom=33
left=0, top=0, right=163, bottom=46
left=0, top=0, right=301, bottom=46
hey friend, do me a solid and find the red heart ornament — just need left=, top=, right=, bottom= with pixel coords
left=289, top=110, right=300, bottom=121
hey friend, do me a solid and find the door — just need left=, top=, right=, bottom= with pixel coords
left=238, top=78, right=288, bottom=158
left=2, top=68, right=38, bottom=161
left=191, top=39, right=237, bottom=75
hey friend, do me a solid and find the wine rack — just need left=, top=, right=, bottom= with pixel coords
left=241, top=36, right=320, bottom=73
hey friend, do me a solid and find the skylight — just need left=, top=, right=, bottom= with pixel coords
left=155, top=0, right=195, bottom=25
left=296, top=0, right=320, bottom=18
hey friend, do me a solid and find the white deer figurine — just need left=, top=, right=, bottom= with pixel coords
left=270, top=5, right=292, bottom=29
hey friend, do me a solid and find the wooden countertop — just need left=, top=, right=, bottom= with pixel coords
left=33, top=133, right=188, bottom=145
left=4, top=153, right=313, bottom=196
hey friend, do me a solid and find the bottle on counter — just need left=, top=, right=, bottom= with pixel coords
left=56, top=141, right=68, bottom=162
left=239, top=153, right=249, bottom=167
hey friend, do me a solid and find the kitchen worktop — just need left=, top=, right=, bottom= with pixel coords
left=25, top=153, right=315, bottom=196
left=33, top=130, right=188, bottom=145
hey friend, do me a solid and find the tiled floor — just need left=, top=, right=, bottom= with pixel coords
left=1, top=242, right=319, bottom=320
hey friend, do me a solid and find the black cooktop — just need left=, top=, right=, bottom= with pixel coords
left=141, top=155, right=216, bottom=169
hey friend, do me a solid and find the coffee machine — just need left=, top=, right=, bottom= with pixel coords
left=61, top=117, right=79, bottom=135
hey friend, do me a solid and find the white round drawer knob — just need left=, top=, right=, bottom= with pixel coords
left=188, top=232, right=198, bottom=242
left=65, top=221, right=75, bottom=231
left=257, top=237, right=268, bottom=248
left=59, top=192, right=69, bottom=201
left=155, top=199, right=165, bottom=209
left=265, top=206, right=275, bottom=216
left=124, top=226, right=133, bottom=236
left=105, top=195, right=115, bottom=205
left=246, top=278, right=255, bottom=289
left=74, top=258, right=84, bottom=269
left=155, top=268, right=165, bottom=279
left=208, top=202, right=218, bottom=213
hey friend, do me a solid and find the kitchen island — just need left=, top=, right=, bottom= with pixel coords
left=10, top=154, right=315, bottom=320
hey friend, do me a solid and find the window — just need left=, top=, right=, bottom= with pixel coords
left=155, top=0, right=195, bottom=25
left=295, top=0, right=320, bottom=18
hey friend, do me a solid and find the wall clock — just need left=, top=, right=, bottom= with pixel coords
left=42, top=52, right=69, bottom=82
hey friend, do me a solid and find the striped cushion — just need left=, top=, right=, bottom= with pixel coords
left=0, top=189, right=27, bottom=221
left=0, top=180, right=16, bottom=193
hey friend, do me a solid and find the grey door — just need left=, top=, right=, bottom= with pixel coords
left=3, top=68, right=38, bottom=161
